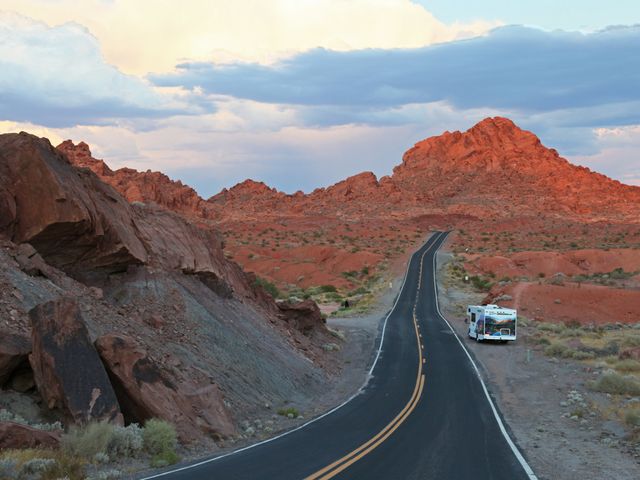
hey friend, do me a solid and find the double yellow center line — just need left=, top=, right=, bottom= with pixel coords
left=304, top=237, right=437, bottom=480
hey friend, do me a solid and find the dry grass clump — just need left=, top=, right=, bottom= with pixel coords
left=615, top=359, right=640, bottom=372
left=624, top=408, right=640, bottom=427
left=0, top=448, right=85, bottom=480
left=537, top=322, right=565, bottom=334
left=590, top=372, right=640, bottom=396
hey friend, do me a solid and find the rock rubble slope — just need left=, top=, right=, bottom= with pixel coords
left=0, top=132, right=334, bottom=445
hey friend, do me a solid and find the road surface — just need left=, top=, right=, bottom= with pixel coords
left=141, top=232, right=536, bottom=480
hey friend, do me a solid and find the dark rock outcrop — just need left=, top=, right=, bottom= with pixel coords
left=277, top=299, right=325, bottom=334
left=95, top=333, right=235, bottom=442
left=28, top=297, right=122, bottom=425
left=0, top=332, right=31, bottom=386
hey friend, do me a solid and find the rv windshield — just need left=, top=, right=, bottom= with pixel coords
left=484, top=315, right=516, bottom=336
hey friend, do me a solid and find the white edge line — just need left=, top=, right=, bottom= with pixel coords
left=139, top=234, right=437, bottom=480
left=431, top=235, right=539, bottom=480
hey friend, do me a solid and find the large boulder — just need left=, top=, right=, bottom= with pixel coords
left=0, top=132, right=148, bottom=274
left=95, top=333, right=235, bottom=442
left=28, top=297, right=122, bottom=425
left=277, top=299, right=326, bottom=335
left=0, top=422, right=61, bottom=449
left=0, top=332, right=31, bottom=386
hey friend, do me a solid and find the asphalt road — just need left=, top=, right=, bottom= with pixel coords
left=141, top=232, right=536, bottom=480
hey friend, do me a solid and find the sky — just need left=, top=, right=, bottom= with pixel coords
left=0, top=1, right=639, bottom=196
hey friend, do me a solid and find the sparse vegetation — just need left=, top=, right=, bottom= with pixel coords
left=277, top=407, right=300, bottom=418
left=143, top=419, right=179, bottom=468
left=253, top=276, right=281, bottom=299
left=62, top=422, right=115, bottom=459
left=589, top=372, right=640, bottom=396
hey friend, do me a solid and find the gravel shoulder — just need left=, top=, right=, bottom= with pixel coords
left=436, top=246, right=640, bottom=480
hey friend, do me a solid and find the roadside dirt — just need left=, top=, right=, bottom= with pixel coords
left=436, top=245, right=640, bottom=480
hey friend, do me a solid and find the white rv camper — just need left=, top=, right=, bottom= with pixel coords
left=467, top=304, right=517, bottom=342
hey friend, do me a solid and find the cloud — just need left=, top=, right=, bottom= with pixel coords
left=0, top=12, right=199, bottom=127
left=152, top=25, right=640, bottom=121
left=571, top=125, right=640, bottom=186
left=0, top=0, right=498, bottom=75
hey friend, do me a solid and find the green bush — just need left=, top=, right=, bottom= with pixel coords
left=143, top=419, right=178, bottom=457
left=469, top=275, right=493, bottom=291
left=277, top=407, right=299, bottom=418
left=544, top=342, right=568, bottom=357
left=150, top=450, right=180, bottom=468
left=317, top=285, right=337, bottom=293
left=253, top=277, right=280, bottom=299
left=624, top=408, right=640, bottom=427
left=62, top=422, right=115, bottom=459
left=590, top=373, right=640, bottom=395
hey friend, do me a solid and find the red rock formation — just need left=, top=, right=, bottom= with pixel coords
left=57, top=140, right=212, bottom=219
left=28, top=297, right=123, bottom=425
left=0, top=422, right=61, bottom=449
left=95, top=333, right=235, bottom=442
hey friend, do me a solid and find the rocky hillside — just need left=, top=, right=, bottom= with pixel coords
left=207, top=117, right=640, bottom=221
left=0, top=132, right=334, bottom=446
left=55, top=118, right=640, bottom=310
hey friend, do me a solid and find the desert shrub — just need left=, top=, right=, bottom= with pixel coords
left=534, top=337, right=551, bottom=346
left=610, top=267, right=633, bottom=280
left=622, top=335, right=640, bottom=348
left=570, top=351, right=596, bottom=360
left=93, top=452, right=110, bottom=464
left=590, top=372, right=640, bottom=396
left=317, top=285, right=337, bottom=293
left=150, top=450, right=180, bottom=469
left=537, top=322, right=565, bottom=333
left=544, top=342, right=568, bottom=357
left=0, top=449, right=85, bottom=480
left=563, top=319, right=581, bottom=329
left=143, top=419, right=177, bottom=457
left=87, top=468, right=122, bottom=480
left=348, top=287, right=369, bottom=296
left=615, top=359, right=640, bottom=372
left=624, top=409, right=640, bottom=427
left=253, top=277, right=280, bottom=299
left=19, top=458, right=57, bottom=477
left=0, top=459, right=18, bottom=479
left=62, top=422, right=114, bottom=459
left=0, top=409, right=62, bottom=432
left=469, top=275, right=493, bottom=291
left=276, top=407, right=299, bottom=418
left=325, top=292, right=343, bottom=303
left=108, top=423, right=143, bottom=458
left=328, top=328, right=346, bottom=340
left=560, top=328, right=584, bottom=338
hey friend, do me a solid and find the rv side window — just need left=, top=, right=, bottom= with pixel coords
left=471, top=313, right=476, bottom=323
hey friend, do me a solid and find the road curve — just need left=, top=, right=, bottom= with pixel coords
left=140, top=232, right=537, bottom=480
